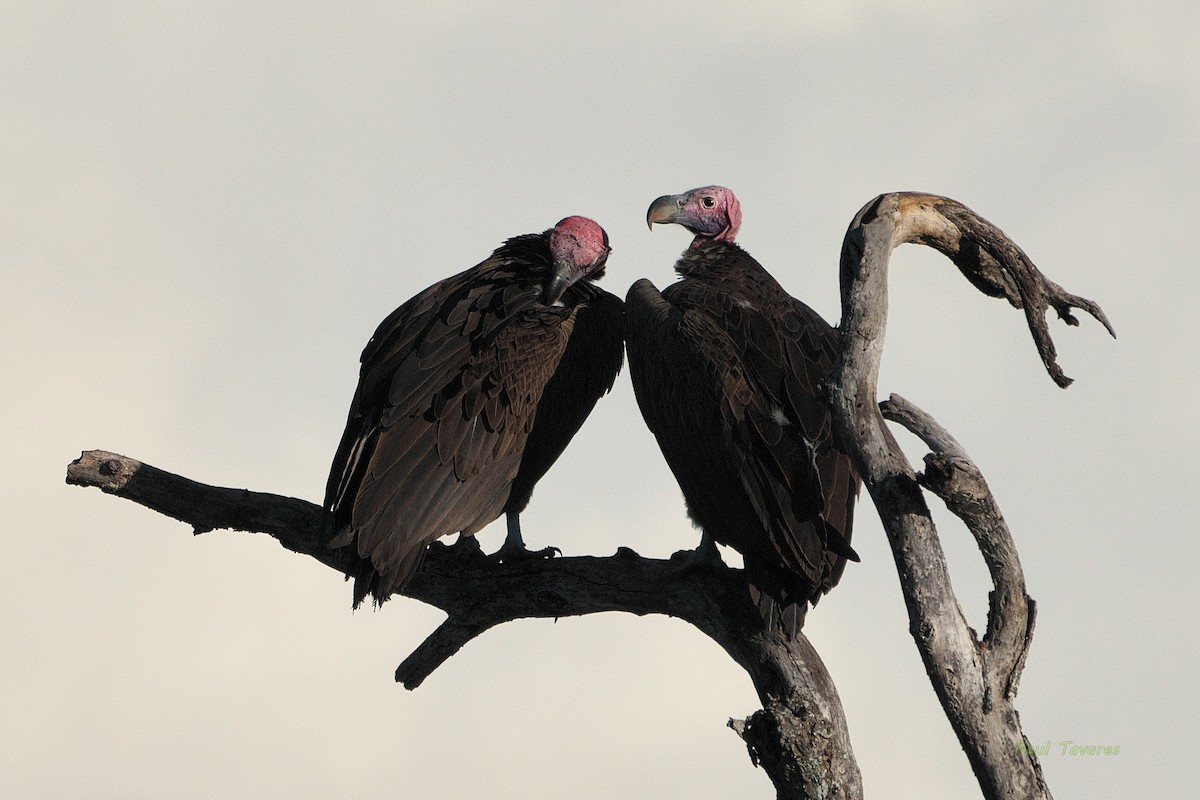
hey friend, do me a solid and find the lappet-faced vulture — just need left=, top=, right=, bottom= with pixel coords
left=625, top=186, right=859, bottom=632
left=325, top=216, right=624, bottom=607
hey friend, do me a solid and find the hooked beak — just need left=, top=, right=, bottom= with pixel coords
left=543, top=263, right=574, bottom=306
left=544, top=250, right=608, bottom=305
left=646, top=194, right=683, bottom=230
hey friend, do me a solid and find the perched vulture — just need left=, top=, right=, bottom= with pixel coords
left=625, top=186, right=860, bottom=632
left=325, top=216, right=624, bottom=607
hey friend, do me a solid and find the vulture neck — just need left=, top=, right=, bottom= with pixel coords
left=676, top=238, right=746, bottom=279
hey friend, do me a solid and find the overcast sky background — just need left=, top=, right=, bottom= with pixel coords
left=2, top=2, right=1196, bottom=798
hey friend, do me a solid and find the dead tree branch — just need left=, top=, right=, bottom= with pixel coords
left=829, top=192, right=1111, bottom=800
left=66, top=448, right=861, bottom=800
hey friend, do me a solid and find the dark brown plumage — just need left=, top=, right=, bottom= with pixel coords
left=626, top=186, right=859, bottom=632
left=325, top=217, right=623, bottom=607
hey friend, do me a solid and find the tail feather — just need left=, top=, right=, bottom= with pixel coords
left=750, top=585, right=808, bottom=638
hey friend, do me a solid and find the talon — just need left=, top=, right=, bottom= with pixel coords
left=493, top=511, right=559, bottom=564
left=493, top=542, right=560, bottom=564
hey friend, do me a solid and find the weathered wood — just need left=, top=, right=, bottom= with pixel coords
left=828, top=192, right=1108, bottom=799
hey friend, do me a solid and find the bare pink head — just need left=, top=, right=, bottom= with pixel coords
left=544, top=215, right=611, bottom=304
left=646, top=185, right=742, bottom=245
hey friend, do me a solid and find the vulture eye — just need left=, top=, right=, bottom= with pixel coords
left=701, top=196, right=716, bottom=209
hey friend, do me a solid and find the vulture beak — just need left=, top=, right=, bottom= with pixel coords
left=543, top=262, right=574, bottom=306
left=646, top=194, right=683, bottom=230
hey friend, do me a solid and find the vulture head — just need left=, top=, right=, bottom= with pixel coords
left=544, top=215, right=611, bottom=305
left=646, top=185, right=742, bottom=244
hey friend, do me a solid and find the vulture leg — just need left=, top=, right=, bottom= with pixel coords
left=492, top=511, right=561, bottom=563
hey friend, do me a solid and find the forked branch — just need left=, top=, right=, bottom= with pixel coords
left=829, top=192, right=1110, bottom=799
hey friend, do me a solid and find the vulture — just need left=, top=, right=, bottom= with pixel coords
left=325, top=216, right=624, bottom=607
left=625, top=186, right=860, bottom=632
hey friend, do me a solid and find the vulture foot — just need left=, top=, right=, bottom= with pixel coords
left=492, top=539, right=561, bottom=565
left=492, top=511, right=561, bottom=564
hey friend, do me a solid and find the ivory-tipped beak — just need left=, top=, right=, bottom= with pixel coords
left=646, top=194, right=682, bottom=230
left=543, top=267, right=572, bottom=306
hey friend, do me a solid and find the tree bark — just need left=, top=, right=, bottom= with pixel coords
left=65, top=192, right=1111, bottom=799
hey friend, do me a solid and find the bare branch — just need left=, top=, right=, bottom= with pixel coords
left=66, top=448, right=862, bottom=800
left=880, top=395, right=1034, bottom=702
left=841, top=193, right=1113, bottom=389
left=827, top=192, right=1101, bottom=799
left=66, top=450, right=341, bottom=569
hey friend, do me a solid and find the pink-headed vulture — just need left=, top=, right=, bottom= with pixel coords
left=325, top=216, right=624, bottom=607
left=625, top=186, right=859, bottom=632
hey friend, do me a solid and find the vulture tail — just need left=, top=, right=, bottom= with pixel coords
left=750, top=584, right=808, bottom=639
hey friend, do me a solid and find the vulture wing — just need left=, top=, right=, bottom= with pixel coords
left=507, top=283, right=625, bottom=513
left=626, top=274, right=858, bottom=616
left=325, top=253, right=579, bottom=606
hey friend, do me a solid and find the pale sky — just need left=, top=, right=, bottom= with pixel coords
left=2, top=2, right=1196, bottom=798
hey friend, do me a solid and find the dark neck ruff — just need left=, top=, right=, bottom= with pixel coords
left=676, top=239, right=748, bottom=279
